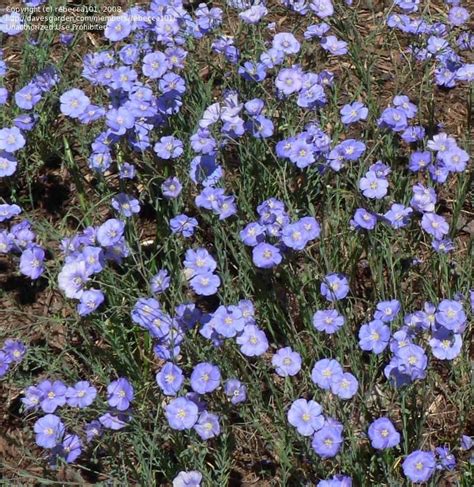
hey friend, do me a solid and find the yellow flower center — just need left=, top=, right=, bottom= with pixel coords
left=322, top=368, right=332, bottom=377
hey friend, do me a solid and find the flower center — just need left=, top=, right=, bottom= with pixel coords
left=322, top=368, right=332, bottom=377
left=371, top=332, right=380, bottom=341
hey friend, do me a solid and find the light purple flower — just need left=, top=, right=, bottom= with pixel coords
left=435, top=299, right=466, bottom=332
left=173, top=470, right=202, bottom=487
left=189, top=272, right=220, bottom=296
left=0, top=127, right=26, bottom=153
left=275, top=67, right=303, bottom=95
left=358, top=320, right=390, bottom=354
left=330, top=372, right=358, bottom=400
left=66, top=381, right=97, bottom=408
left=104, top=15, right=132, bottom=42
left=107, top=378, right=134, bottom=411
left=311, top=358, right=343, bottom=390
left=368, top=418, right=400, bottom=449
left=312, top=422, right=344, bottom=458
left=156, top=362, right=184, bottom=396
left=421, top=213, right=449, bottom=240
left=60, top=89, right=90, bottom=118
left=224, top=379, right=247, bottom=404
left=19, top=245, right=45, bottom=279
left=0, top=152, right=17, bottom=177
left=21, top=385, right=43, bottom=410
left=154, top=136, right=183, bottom=160
left=252, top=243, right=282, bottom=269
left=59, top=434, right=82, bottom=463
left=112, top=193, right=140, bottom=218
left=272, top=32, right=301, bottom=55
left=34, top=414, right=65, bottom=449
left=165, top=397, right=199, bottom=430
left=402, top=450, right=436, bottom=483
left=77, top=289, right=104, bottom=316
left=99, top=412, right=129, bottom=430
left=84, top=420, right=102, bottom=443
left=162, top=176, right=183, bottom=199
left=340, top=102, right=368, bottom=124
left=374, top=300, right=401, bottom=323
left=383, top=204, right=413, bottom=229
left=272, top=347, right=302, bottom=377
left=194, top=411, right=220, bottom=440
left=190, top=363, right=221, bottom=394
left=287, top=398, right=324, bottom=436
left=3, top=339, right=26, bottom=363
left=359, top=171, right=388, bottom=199
left=58, top=260, right=91, bottom=299
left=312, top=309, right=345, bottom=334
left=38, top=380, right=67, bottom=413
left=320, top=273, right=349, bottom=302
left=321, top=36, right=348, bottom=56
left=236, top=324, right=269, bottom=356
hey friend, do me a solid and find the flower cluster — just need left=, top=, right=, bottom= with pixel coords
left=288, top=400, right=344, bottom=459
left=240, top=198, right=321, bottom=268
left=0, top=0, right=471, bottom=483
left=57, top=219, right=131, bottom=314
left=23, top=377, right=133, bottom=464
left=184, top=248, right=221, bottom=296
left=311, top=358, right=358, bottom=400
left=0, top=217, right=46, bottom=280
left=201, top=299, right=269, bottom=357
left=159, top=361, right=247, bottom=439
left=388, top=1, right=473, bottom=87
